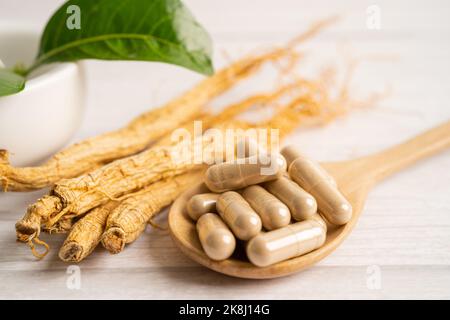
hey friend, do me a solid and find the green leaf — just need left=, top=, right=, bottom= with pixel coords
left=0, top=69, right=25, bottom=97
left=34, top=0, right=213, bottom=75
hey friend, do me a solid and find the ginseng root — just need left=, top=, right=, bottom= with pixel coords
left=15, top=195, right=62, bottom=243
left=1, top=17, right=335, bottom=192
left=59, top=201, right=119, bottom=262
left=97, top=80, right=353, bottom=256
left=61, top=105, right=320, bottom=261
left=15, top=79, right=351, bottom=250
left=42, top=215, right=77, bottom=234
left=16, top=19, right=348, bottom=256
left=14, top=79, right=306, bottom=246
left=0, top=35, right=298, bottom=192
left=101, top=170, right=204, bottom=254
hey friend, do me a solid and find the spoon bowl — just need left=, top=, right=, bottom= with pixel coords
left=169, top=121, right=450, bottom=278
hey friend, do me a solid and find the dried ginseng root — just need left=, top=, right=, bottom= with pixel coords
left=97, top=82, right=352, bottom=258
left=1, top=17, right=335, bottom=192
left=16, top=19, right=344, bottom=254
left=59, top=201, right=119, bottom=262
left=101, top=170, right=204, bottom=254
left=155, top=81, right=301, bottom=147
left=15, top=83, right=349, bottom=253
left=0, top=36, right=298, bottom=192
left=14, top=79, right=305, bottom=250
left=42, top=215, right=77, bottom=234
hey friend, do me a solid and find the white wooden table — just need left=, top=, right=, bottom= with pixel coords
left=0, top=0, right=449, bottom=299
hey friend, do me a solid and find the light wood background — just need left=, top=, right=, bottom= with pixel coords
left=0, top=0, right=449, bottom=299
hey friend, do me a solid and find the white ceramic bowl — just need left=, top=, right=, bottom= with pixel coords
left=0, top=25, right=85, bottom=166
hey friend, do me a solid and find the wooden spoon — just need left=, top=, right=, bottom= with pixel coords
left=168, top=120, right=450, bottom=279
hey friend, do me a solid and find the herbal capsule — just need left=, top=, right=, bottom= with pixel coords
left=285, top=151, right=352, bottom=225
left=246, top=218, right=326, bottom=267
left=264, top=176, right=317, bottom=221
left=308, top=213, right=328, bottom=230
left=217, top=191, right=262, bottom=240
left=205, top=154, right=287, bottom=193
left=280, top=145, right=336, bottom=187
left=242, top=185, right=291, bottom=230
left=187, top=193, right=219, bottom=221
left=197, top=213, right=236, bottom=261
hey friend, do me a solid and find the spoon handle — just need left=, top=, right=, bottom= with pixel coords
left=368, top=120, right=450, bottom=183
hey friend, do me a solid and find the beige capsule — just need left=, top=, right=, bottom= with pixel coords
left=280, top=145, right=336, bottom=187
left=217, top=191, right=262, bottom=240
left=286, top=152, right=352, bottom=225
left=246, top=218, right=326, bottom=267
left=204, top=154, right=287, bottom=193
left=197, top=213, right=236, bottom=261
left=187, top=193, right=219, bottom=221
left=307, top=212, right=328, bottom=230
left=264, top=176, right=317, bottom=221
left=242, top=185, right=291, bottom=230
left=280, top=145, right=302, bottom=169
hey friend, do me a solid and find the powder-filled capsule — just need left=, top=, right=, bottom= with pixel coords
left=217, top=191, right=262, bottom=240
left=308, top=213, right=328, bottom=230
left=280, top=145, right=336, bottom=186
left=282, top=146, right=351, bottom=225
left=197, top=213, right=236, bottom=261
left=187, top=193, right=219, bottom=221
left=242, top=185, right=291, bottom=230
left=280, top=145, right=302, bottom=169
left=264, top=176, right=317, bottom=221
left=205, top=154, right=286, bottom=193
left=246, top=218, right=326, bottom=267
